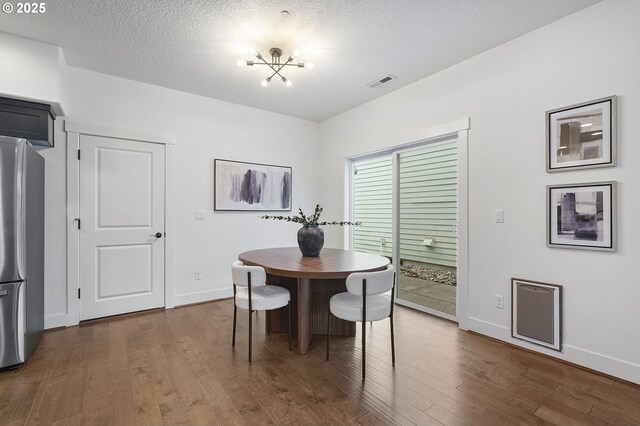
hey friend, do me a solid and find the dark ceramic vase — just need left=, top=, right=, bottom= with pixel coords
left=297, top=226, right=324, bottom=257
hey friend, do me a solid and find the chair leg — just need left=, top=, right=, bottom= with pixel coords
left=232, top=305, right=237, bottom=348
left=390, top=315, right=396, bottom=366
left=287, top=303, right=292, bottom=351
left=326, top=309, right=331, bottom=360
left=248, top=309, right=253, bottom=363
left=362, top=279, right=367, bottom=381
left=362, top=319, right=366, bottom=381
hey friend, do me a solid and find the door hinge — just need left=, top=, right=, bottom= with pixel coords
left=77, top=149, right=81, bottom=160
left=78, top=288, right=81, bottom=299
left=75, top=218, right=81, bottom=230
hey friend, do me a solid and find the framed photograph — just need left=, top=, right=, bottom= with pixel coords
left=214, top=159, right=292, bottom=211
left=547, top=181, right=616, bottom=251
left=546, top=96, right=616, bottom=172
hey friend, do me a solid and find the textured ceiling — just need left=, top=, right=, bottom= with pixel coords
left=0, top=0, right=599, bottom=122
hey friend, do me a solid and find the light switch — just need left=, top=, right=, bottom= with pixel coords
left=494, top=209, right=504, bottom=223
left=195, top=210, right=205, bottom=220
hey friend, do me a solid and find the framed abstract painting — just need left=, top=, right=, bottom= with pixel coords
left=546, top=96, right=616, bottom=172
left=214, top=159, right=292, bottom=211
left=547, top=181, right=616, bottom=251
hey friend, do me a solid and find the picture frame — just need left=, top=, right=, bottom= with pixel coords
left=546, top=96, right=616, bottom=172
left=214, top=159, right=292, bottom=211
left=547, top=181, right=616, bottom=251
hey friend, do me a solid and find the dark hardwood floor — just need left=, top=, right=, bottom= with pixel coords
left=1, top=299, right=639, bottom=425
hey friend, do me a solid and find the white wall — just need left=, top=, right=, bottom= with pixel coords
left=38, top=67, right=318, bottom=324
left=318, top=0, right=640, bottom=383
left=33, top=120, right=70, bottom=328
left=0, top=32, right=67, bottom=115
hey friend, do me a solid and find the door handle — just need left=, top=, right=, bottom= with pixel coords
left=0, top=290, right=8, bottom=297
left=150, top=232, right=163, bottom=238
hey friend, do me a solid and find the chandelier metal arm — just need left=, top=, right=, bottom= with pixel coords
left=271, top=61, right=290, bottom=80
left=260, top=65, right=284, bottom=85
left=252, top=62, right=285, bottom=74
left=266, top=69, right=279, bottom=82
left=256, top=53, right=281, bottom=76
left=251, top=62, right=301, bottom=67
left=243, top=47, right=307, bottom=86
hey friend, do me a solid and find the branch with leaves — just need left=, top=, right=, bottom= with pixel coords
left=261, top=204, right=362, bottom=228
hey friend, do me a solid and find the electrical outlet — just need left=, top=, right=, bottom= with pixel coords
left=195, top=210, right=205, bottom=220
left=380, top=238, right=387, bottom=246
left=195, top=270, right=202, bottom=280
left=494, top=294, right=504, bottom=309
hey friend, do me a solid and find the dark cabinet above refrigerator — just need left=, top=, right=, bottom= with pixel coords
left=0, top=97, right=56, bottom=147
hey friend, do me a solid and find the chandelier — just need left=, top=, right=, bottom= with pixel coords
left=238, top=47, right=314, bottom=87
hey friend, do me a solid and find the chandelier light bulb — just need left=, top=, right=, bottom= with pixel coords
left=250, top=48, right=262, bottom=60
left=236, top=59, right=245, bottom=67
left=306, top=62, right=315, bottom=69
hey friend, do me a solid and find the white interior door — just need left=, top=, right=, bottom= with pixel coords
left=79, top=134, right=165, bottom=320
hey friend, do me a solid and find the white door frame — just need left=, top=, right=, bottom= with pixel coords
left=65, top=121, right=176, bottom=326
left=345, top=118, right=470, bottom=330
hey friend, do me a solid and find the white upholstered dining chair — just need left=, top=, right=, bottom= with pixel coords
left=231, top=260, right=292, bottom=362
left=326, top=264, right=396, bottom=380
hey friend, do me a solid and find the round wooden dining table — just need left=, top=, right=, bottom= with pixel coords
left=238, top=247, right=389, bottom=354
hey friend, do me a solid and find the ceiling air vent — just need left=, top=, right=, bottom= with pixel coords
left=366, top=75, right=397, bottom=89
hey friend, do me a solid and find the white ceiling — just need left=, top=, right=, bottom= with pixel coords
left=0, top=0, right=599, bottom=122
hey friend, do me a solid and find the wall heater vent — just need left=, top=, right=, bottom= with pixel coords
left=512, top=278, right=562, bottom=351
left=366, top=75, right=397, bottom=89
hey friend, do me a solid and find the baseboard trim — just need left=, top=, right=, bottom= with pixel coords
left=45, top=313, right=68, bottom=330
left=562, top=344, right=640, bottom=385
left=173, top=288, right=233, bottom=307
left=466, top=316, right=640, bottom=385
left=43, top=289, right=233, bottom=330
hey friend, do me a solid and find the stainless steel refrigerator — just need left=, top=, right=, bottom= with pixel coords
left=0, top=136, right=44, bottom=368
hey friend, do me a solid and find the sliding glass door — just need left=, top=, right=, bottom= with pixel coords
left=352, top=156, right=393, bottom=258
left=351, top=137, right=458, bottom=321
left=395, top=140, right=458, bottom=320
